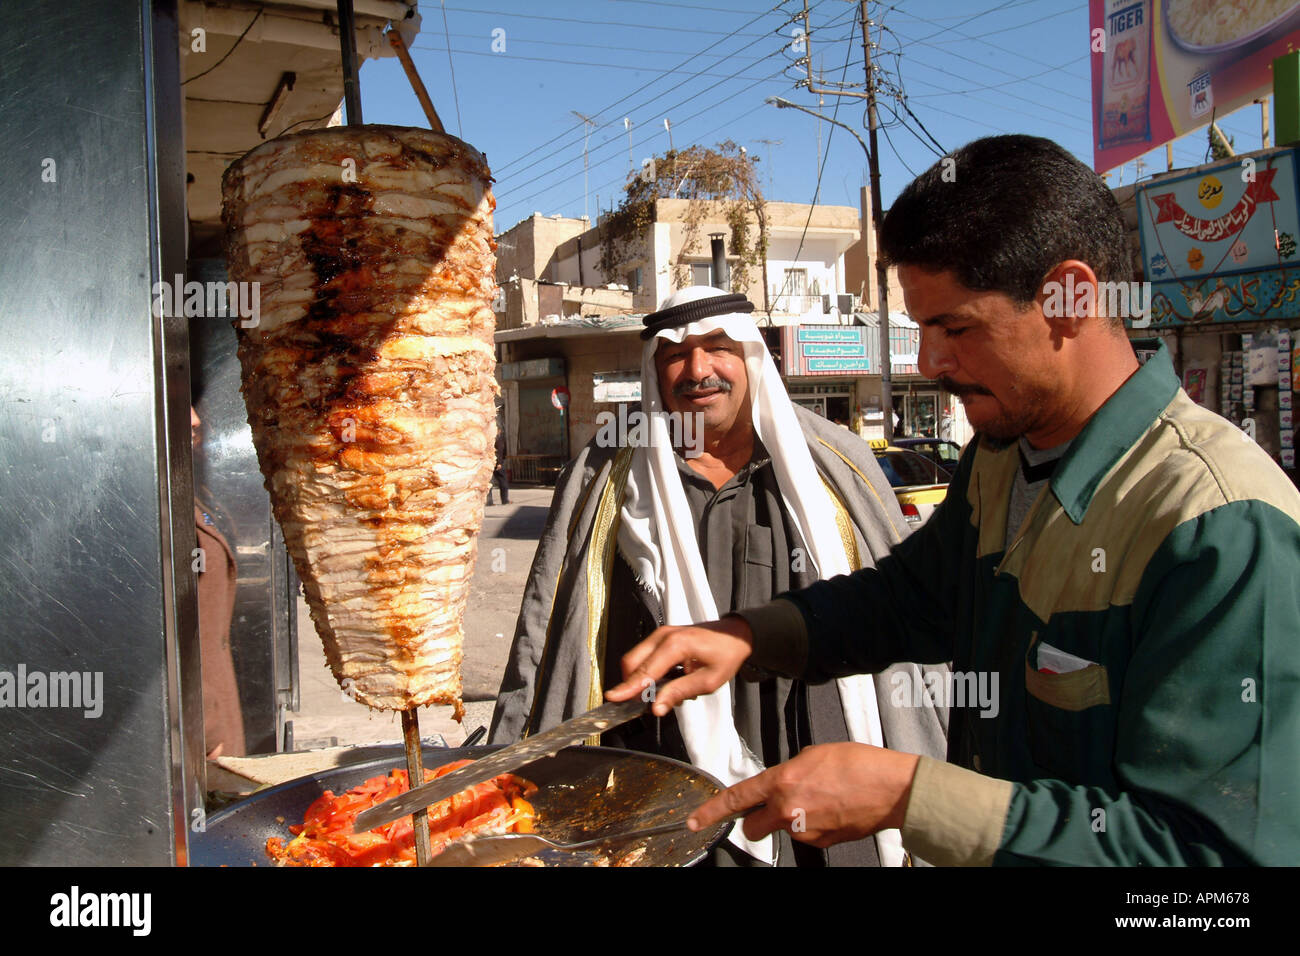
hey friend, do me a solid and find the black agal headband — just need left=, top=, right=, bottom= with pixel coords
left=640, top=293, right=756, bottom=340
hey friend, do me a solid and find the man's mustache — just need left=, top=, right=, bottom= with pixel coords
left=937, top=375, right=992, bottom=398
left=673, top=376, right=733, bottom=397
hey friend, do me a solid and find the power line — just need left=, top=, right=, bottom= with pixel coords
left=526, top=97, right=780, bottom=220
left=500, top=56, right=796, bottom=215
left=898, top=0, right=1079, bottom=44
left=439, top=4, right=773, bottom=37
left=879, top=119, right=918, bottom=177
left=892, top=0, right=1047, bottom=44
left=610, top=0, right=768, bottom=12
left=885, top=53, right=1092, bottom=135
left=886, top=23, right=1091, bottom=108
left=439, top=0, right=464, bottom=137
left=498, top=5, right=870, bottom=219
left=486, top=1, right=807, bottom=177
left=409, top=43, right=781, bottom=82
left=767, top=12, right=858, bottom=308
left=494, top=24, right=808, bottom=197
left=867, top=5, right=946, bottom=159
left=417, top=32, right=741, bottom=59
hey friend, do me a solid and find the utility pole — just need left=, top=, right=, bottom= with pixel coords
left=795, top=0, right=894, bottom=440
left=816, top=54, right=824, bottom=197
left=571, top=110, right=597, bottom=223
left=664, top=117, right=674, bottom=154
left=859, top=1, right=891, bottom=441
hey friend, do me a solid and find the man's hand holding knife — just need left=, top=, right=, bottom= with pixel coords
left=606, top=615, right=919, bottom=851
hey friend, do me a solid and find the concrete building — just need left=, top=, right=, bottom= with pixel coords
left=492, top=190, right=969, bottom=478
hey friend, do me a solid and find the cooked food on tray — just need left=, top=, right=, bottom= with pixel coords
left=1166, top=0, right=1299, bottom=47
left=266, top=759, right=537, bottom=867
left=221, top=125, right=498, bottom=719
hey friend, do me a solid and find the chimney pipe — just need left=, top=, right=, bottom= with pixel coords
left=709, top=233, right=729, bottom=291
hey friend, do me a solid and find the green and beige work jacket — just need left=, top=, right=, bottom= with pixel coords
left=742, top=343, right=1300, bottom=865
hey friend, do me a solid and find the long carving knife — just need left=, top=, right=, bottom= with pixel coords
left=352, top=698, right=648, bottom=833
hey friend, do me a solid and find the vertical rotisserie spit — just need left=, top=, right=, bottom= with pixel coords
left=221, top=125, right=497, bottom=720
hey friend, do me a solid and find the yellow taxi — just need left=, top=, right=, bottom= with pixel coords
left=869, top=439, right=949, bottom=526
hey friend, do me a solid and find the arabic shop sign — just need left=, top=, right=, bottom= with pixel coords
left=784, top=325, right=871, bottom=375
left=1136, top=148, right=1300, bottom=326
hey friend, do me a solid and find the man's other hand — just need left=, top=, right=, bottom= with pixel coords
left=605, top=616, right=754, bottom=716
left=686, top=743, right=920, bottom=848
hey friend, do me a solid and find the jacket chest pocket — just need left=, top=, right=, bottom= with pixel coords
left=1023, top=635, right=1114, bottom=784
left=744, top=525, right=774, bottom=568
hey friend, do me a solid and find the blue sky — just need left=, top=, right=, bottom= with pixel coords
left=358, top=0, right=1273, bottom=233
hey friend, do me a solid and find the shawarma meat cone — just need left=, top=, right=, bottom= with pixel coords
left=221, top=125, right=498, bottom=719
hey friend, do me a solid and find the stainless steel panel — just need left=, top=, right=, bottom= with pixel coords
left=0, top=0, right=198, bottom=864
left=190, top=260, right=299, bottom=754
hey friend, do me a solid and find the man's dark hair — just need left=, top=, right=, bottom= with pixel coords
left=880, top=135, right=1131, bottom=310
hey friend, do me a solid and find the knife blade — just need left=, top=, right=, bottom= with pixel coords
left=427, top=809, right=748, bottom=867
left=352, top=697, right=648, bottom=833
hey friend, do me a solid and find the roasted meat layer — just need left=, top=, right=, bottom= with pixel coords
left=222, top=126, right=497, bottom=716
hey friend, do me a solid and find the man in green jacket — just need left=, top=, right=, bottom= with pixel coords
left=608, top=134, right=1300, bottom=865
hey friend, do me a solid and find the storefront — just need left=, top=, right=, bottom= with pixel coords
left=775, top=322, right=870, bottom=433
left=1133, top=145, right=1300, bottom=477
left=497, top=356, right=570, bottom=482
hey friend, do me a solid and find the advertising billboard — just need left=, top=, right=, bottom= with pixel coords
left=1091, top=1, right=1300, bottom=173
left=1136, top=147, right=1300, bottom=325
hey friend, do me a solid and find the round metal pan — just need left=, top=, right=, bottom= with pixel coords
left=190, top=745, right=731, bottom=867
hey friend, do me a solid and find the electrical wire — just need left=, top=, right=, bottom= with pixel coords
left=569, top=98, right=780, bottom=219
left=610, top=0, right=767, bottom=12
left=515, top=0, right=855, bottom=181
left=891, top=0, right=1044, bottom=45
left=182, top=9, right=262, bottom=85
left=279, top=110, right=339, bottom=136
left=502, top=3, right=867, bottom=219
left=439, top=4, right=773, bottom=37
left=879, top=119, right=918, bottom=177
left=417, top=32, right=741, bottom=59
left=768, top=14, right=858, bottom=307
left=501, top=56, right=796, bottom=214
left=886, top=23, right=1092, bottom=110
left=883, top=51, right=1092, bottom=136
left=409, top=43, right=780, bottom=81
left=495, top=26, right=808, bottom=196
left=440, top=0, right=464, bottom=137
left=487, top=1, right=808, bottom=177
left=900, top=0, right=1079, bottom=45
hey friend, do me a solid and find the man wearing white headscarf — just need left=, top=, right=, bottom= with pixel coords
left=490, top=286, right=948, bottom=866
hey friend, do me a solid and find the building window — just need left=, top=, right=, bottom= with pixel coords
left=625, top=267, right=642, bottom=292
left=691, top=262, right=713, bottom=287
left=783, top=268, right=808, bottom=298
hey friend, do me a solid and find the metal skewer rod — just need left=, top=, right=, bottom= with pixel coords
left=401, top=708, right=433, bottom=867
left=388, top=30, right=445, bottom=134
left=337, top=0, right=363, bottom=125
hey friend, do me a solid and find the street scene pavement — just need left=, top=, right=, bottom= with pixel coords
left=288, top=486, right=554, bottom=751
